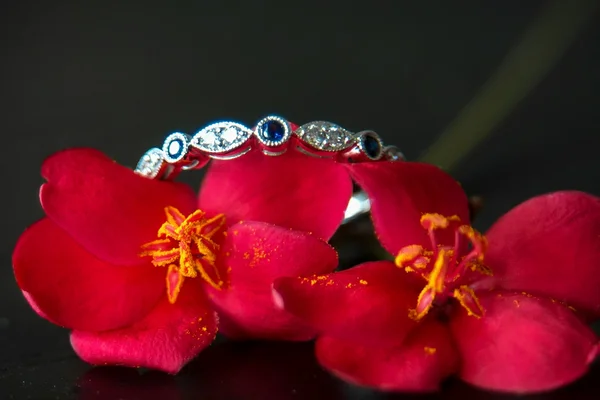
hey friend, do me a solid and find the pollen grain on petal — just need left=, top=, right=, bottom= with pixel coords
left=299, top=274, right=330, bottom=286
left=248, top=245, right=269, bottom=268
left=424, top=346, right=437, bottom=355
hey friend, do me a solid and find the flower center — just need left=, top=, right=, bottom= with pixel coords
left=395, top=213, right=491, bottom=321
left=140, top=206, right=226, bottom=303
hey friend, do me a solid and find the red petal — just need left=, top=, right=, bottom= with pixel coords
left=40, top=148, right=197, bottom=266
left=273, top=261, right=422, bottom=347
left=315, top=320, right=459, bottom=392
left=206, top=221, right=339, bottom=341
left=198, top=150, right=352, bottom=240
left=481, top=191, right=600, bottom=318
left=347, top=162, right=469, bottom=255
left=22, top=291, right=56, bottom=324
left=13, top=218, right=164, bottom=331
left=450, top=291, right=598, bottom=393
left=70, top=280, right=218, bottom=374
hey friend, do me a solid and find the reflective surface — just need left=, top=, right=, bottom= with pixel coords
left=1, top=339, right=599, bottom=399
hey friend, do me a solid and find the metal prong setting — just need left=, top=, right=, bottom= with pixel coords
left=134, top=115, right=404, bottom=180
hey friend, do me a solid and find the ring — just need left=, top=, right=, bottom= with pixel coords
left=134, top=115, right=405, bottom=224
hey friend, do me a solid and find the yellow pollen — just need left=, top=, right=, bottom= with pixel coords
left=453, top=285, right=485, bottom=318
left=402, top=214, right=491, bottom=321
left=408, top=249, right=451, bottom=321
left=140, top=206, right=226, bottom=303
left=395, top=244, right=425, bottom=268
left=429, top=249, right=450, bottom=293
left=420, top=213, right=450, bottom=229
left=469, top=262, right=493, bottom=276
left=424, top=347, right=437, bottom=355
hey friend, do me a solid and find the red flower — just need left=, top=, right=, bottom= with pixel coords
left=274, top=161, right=600, bottom=394
left=13, top=147, right=352, bottom=373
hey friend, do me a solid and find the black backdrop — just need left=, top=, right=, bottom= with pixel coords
left=1, top=1, right=600, bottom=398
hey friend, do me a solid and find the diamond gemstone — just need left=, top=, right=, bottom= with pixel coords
left=295, top=122, right=354, bottom=151
left=192, top=122, right=252, bottom=153
left=168, top=140, right=183, bottom=158
left=221, top=127, right=238, bottom=142
left=135, top=148, right=165, bottom=179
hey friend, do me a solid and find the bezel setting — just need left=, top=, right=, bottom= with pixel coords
left=162, top=132, right=190, bottom=164
left=254, top=116, right=292, bottom=147
left=356, top=130, right=383, bottom=160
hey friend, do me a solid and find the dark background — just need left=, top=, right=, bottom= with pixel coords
left=2, top=0, right=600, bottom=398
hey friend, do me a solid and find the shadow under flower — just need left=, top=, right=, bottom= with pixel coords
left=179, top=338, right=344, bottom=399
left=77, top=367, right=181, bottom=400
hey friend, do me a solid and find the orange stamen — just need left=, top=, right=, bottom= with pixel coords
left=420, top=213, right=449, bottom=230
left=453, top=285, right=485, bottom=318
left=400, top=213, right=491, bottom=320
left=409, top=249, right=451, bottom=321
left=141, top=206, right=226, bottom=303
left=395, top=245, right=426, bottom=268
left=166, top=264, right=185, bottom=304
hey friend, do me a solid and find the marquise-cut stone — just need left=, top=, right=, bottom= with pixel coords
left=135, top=148, right=165, bottom=179
left=295, top=122, right=354, bottom=151
left=192, top=122, right=252, bottom=153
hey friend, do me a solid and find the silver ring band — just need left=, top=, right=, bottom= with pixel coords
left=133, top=115, right=405, bottom=225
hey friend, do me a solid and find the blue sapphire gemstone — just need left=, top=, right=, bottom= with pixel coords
left=168, top=138, right=185, bottom=159
left=361, top=134, right=381, bottom=159
left=259, top=120, right=285, bottom=142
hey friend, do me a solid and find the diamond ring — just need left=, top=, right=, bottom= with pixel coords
left=134, top=115, right=405, bottom=223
